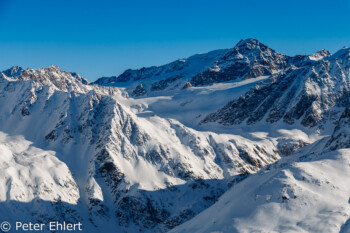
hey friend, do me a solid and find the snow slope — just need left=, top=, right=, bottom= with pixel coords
left=171, top=145, right=350, bottom=233
left=0, top=131, right=79, bottom=204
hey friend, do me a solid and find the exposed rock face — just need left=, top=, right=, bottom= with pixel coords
left=92, top=49, right=225, bottom=94
left=1, top=66, right=25, bottom=77
left=95, top=59, right=188, bottom=84
left=309, top=49, right=331, bottom=61
left=132, top=83, right=148, bottom=96
left=190, top=38, right=289, bottom=86
left=277, top=138, right=310, bottom=156
left=1, top=65, right=90, bottom=93
left=182, top=82, right=192, bottom=89
left=325, top=107, right=350, bottom=151
left=151, top=75, right=184, bottom=91
left=202, top=48, right=350, bottom=128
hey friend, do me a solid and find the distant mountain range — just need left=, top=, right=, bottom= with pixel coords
left=0, top=38, right=350, bottom=233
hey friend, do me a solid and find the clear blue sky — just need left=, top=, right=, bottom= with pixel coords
left=1, top=0, right=349, bottom=81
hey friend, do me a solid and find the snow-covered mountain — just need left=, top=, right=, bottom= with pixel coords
left=92, top=38, right=331, bottom=97
left=0, top=63, right=280, bottom=232
left=171, top=139, right=350, bottom=233
left=1, top=39, right=350, bottom=233
left=202, top=46, right=350, bottom=128
left=172, top=106, right=350, bottom=233
left=93, top=39, right=291, bottom=95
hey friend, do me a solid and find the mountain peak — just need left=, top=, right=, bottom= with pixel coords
left=9, top=65, right=22, bottom=70
left=2, top=66, right=24, bottom=77
left=1, top=65, right=90, bottom=92
left=41, top=65, right=90, bottom=85
left=309, top=49, right=331, bottom=61
left=46, top=65, right=62, bottom=71
left=236, top=38, right=260, bottom=47
left=234, top=38, right=276, bottom=56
